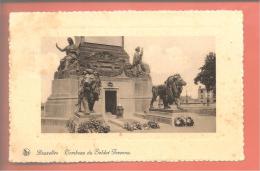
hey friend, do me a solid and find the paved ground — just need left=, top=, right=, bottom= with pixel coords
left=136, top=113, right=215, bottom=133
left=110, top=112, right=215, bottom=133
left=42, top=104, right=216, bottom=133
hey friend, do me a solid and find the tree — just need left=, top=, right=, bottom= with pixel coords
left=194, top=52, right=216, bottom=105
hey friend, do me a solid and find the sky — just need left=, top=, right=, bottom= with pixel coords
left=41, top=36, right=215, bottom=102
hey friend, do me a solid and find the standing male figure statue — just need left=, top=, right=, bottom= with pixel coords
left=132, top=46, right=144, bottom=76
left=56, top=37, right=79, bottom=71
left=76, top=71, right=88, bottom=113
left=93, top=71, right=102, bottom=101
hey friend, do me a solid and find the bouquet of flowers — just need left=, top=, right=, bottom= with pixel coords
left=123, top=121, right=142, bottom=131
left=174, top=116, right=194, bottom=127
left=185, top=117, right=194, bottom=126
left=147, top=121, right=160, bottom=129
left=77, top=119, right=110, bottom=133
left=66, top=118, right=76, bottom=133
left=174, top=117, right=186, bottom=127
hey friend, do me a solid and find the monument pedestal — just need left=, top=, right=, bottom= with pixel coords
left=44, top=78, right=79, bottom=118
left=69, top=112, right=104, bottom=133
left=149, top=108, right=187, bottom=113
left=135, top=107, right=191, bottom=126
left=74, top=112, right=103, bottom=120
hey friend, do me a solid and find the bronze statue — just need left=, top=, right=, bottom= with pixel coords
left=76, top=69, right=102, bottom=114
left=132, top=47, right=143, bottom=72
left=150, top=74, right=187, bottom=110
left=56, top=37, right=79, bottom=71
left=93, top=71, right=101, bottom=101
left=76, top=71, right=87, bottom=112
left=123, top=47, right=150, bottom=78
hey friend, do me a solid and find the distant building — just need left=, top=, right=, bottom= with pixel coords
left=198, top=86, right=215, bottom=104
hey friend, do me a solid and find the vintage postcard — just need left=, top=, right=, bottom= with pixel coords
left=9, top=11, right=243, bottom=162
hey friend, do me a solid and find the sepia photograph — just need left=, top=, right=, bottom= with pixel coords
left=41, top=36, right=216, bottom=133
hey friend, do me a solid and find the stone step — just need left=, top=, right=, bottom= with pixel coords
left=75, top=112, right=103, bottom=119
left=149, top=108, right=187, bottom=113
left=108, top=116, right=149, bottom=128
left=126, top=116, right=148, bottom=123
left=41, top=117, right=69, bottom=125
left=134, top=112, right=196, bottom=126
left=41, top=117, right=69, bottom=133
left=108, top=118, right=125, bottom=128
left=134, top=112, right=146, bottom=119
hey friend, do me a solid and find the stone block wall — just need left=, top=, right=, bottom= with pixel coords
left=44, top=79, right=79, bottom=118
left=44, top=76, right=153, bottom=119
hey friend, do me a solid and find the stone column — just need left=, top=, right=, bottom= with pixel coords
left=74, top=36, right=85, bottom=46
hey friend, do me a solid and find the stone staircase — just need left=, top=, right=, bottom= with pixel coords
left=108, top=116, right=148, bottom=128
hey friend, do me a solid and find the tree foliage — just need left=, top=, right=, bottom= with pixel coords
left=194, top=52, right=216, bottom=95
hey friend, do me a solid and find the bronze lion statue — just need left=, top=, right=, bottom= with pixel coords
left=150, top=74, right=187, bottom=110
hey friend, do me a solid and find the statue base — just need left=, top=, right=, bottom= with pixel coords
left=149, top=107, right=187, bottom=113
left=74, top=111, right=103, bottom=119
left=44, top=78, right=79, bottom=118
left=69, top=112, right=105, bottom=133
left=135, top=108, right=191, bottom=126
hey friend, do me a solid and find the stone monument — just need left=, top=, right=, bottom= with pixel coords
left=42, top=37, right=152, bottom=132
